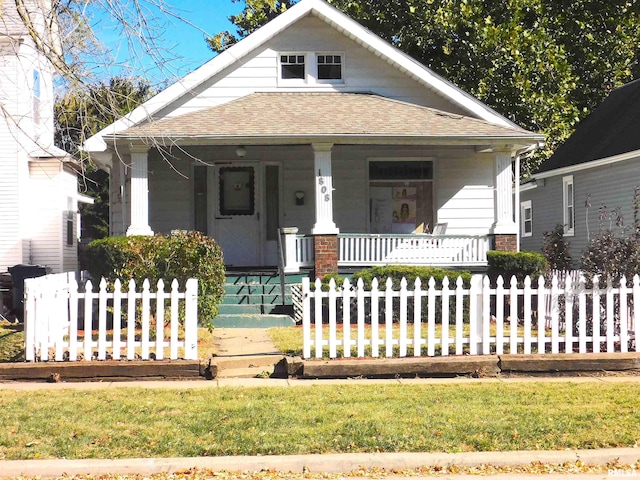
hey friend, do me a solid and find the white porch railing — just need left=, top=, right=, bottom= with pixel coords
left=283, top=232, right=490, bottom=272
left=339, top=234, right=489, bottom=266
left=24, top=273, right=198, bottom=362
left=302, top=274, right=639, bottom=359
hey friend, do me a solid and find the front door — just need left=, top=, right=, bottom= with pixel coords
left=213, top=164, right=260, bottom=266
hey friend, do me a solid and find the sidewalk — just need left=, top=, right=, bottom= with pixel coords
left=1, top=448, right=638, bottom=479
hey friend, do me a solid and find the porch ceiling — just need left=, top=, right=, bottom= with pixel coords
left=114, top=92, right=543, bottom=147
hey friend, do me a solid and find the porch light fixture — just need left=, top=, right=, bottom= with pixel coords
left=236, top=146, right=247, bottom=158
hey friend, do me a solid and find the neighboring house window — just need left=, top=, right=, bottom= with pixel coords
left=521, top=200, right=532, bottom=237
left=316, top=53, right=342, bottom=81
left=33, top=69, right=41, bottom=125
left=280, top=54, right=305, bottom=80
left=563, top=175, right=574, bottom=236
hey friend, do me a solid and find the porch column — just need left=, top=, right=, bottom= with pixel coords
left=126, top=146, right=154, bottom=237
left=311, top=143, right=339, bottom=235
left=491, top=148, right=517, bottom=251
left=311, top=143, right=339, bottom=278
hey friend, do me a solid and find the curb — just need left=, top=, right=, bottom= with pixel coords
left=1, top=448, right=638, bottom=478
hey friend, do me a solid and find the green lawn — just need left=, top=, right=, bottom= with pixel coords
left=0, top=382, right=639, bottom=460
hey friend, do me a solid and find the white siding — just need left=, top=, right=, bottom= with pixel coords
left=435, top=154, right=495, bottom=235
left=155, top=15, right=469, bottom=120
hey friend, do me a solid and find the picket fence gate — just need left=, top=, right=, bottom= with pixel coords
left=301, top=273, right=640, bottom=359
left=24, top=272, right=198, bottom=362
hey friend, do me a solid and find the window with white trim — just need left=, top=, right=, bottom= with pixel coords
left=280, top=54, right=305, bottom=80
left=316, top=53, right=342, bottom=81
left=563, top=175, right=574, bottom=236
left=520, top=200, right=532, bottom=237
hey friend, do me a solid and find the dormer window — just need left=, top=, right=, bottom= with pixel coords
left=317, top=54, right=342, bottom=80
left=280, top=54, right=305, bottom=79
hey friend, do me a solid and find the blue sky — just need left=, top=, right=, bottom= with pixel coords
left=90, top=0, right=245, bottom=84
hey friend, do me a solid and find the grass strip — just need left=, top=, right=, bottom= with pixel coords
left=0, top=382, right=639, bottom=460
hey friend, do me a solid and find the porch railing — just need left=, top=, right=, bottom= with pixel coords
left=283, top=232, right=490, bottom=272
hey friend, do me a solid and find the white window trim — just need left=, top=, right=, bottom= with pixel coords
left=562, top=175, right=574, bottom=236
left=277, top=52, right=308, bottom=86
left=520, top=200, right=532, bottom=238
left=314, top=52, right=345, bottom=85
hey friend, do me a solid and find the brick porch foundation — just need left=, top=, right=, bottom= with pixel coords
left=314, top=234, right=338, bottom=279
left=493, top=234, right=517, bottom=252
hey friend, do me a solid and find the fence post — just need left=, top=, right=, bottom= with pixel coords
left=495, top=276, right=504, bottom=355
left=523, top=276, right=532, bottom=354
left=455, top=276, right=464, bottom=355
left=413, top=278, right=423, bottom=357
left=441, top=277, right=450, bottom=356
left=399, top=277, right=408, bottom=357
left=550, top=275, right=559, bottom=354
left=482, top=276, right=491, bottom=354
left=605, top=277, right=615, bottom=352
left=156, top=279, right=166, bottom=360
left=536, top=276, right=546, bottom=354
left=314, top=278, right=323, bottom=359
left=127, top=279, right=136, bottom=360
left=564, top=274, right=574, bottom=354
left=69, top=277, right=79, bottom=361
left=302, top=278, right=311, bottom=359
left=371, top=278, right=381, bottom=357
left=385, top=277, right=394, bottom=357
left=357, top=278, right=366, bottom=358
left=170, top=279, right=180, bottom=360
left=328, top=278, right=337, bottom=358
left=141, top=279, right=151, bottom=359
left=342, top=278, right=352, bottom=358
left=427, top=277, right=436, bottom=356
left=184, top=278, right=198, bottom=360
left=619, top=276, right=628, bottom=353
left=592, top=275, right=601, bottom=353
left=98, top=278, right=108, bottom=360
left=112, top=279, right=122, bottom=359
left=468, top=274, right=483, bottom=355
left=578, top=274, right=587, bottom=353
left=24, top=279, right=36, bottom=361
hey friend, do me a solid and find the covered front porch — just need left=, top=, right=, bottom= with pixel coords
left=94, top=92, right=542, bottom=277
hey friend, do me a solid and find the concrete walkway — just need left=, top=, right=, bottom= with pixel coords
left=0, top=448, right=638, bottom=478
left=213, top=327, right=282, bottom=356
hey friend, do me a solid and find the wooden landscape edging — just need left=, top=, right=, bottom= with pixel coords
left=0, top=360, right=203, bottom=382
left=300, top=352, right=640, bottom=379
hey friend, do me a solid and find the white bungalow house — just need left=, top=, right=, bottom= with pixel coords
left=84, top=0, right=544, bottom=278
left=0, top=0, right=90, bottom=276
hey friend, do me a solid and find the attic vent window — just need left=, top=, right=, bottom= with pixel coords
left=281, top=54, right=305, bottom=79
left=317, top=54, right=342, bottom=80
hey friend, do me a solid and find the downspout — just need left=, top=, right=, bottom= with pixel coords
left=514, top=142, right=544, bottom=252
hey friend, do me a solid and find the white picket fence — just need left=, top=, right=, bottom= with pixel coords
left=24, top=272, right=198, bottom=362
left=302, top=273, right=639, bottom=359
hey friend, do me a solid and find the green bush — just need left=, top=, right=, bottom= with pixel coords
left=487, top=250, right=548, bottom=286
left=85, top=231, right=225, bottom=325
left=352, top=265, right=472, bottom=290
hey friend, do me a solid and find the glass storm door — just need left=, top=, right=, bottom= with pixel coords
left=214, top=164, right=260, bottom=266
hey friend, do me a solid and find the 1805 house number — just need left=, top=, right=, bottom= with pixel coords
left=318, top=177, right=330, bottom=202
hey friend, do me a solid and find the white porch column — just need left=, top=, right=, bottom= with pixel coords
left=126, top=146, right=154, bottom=236
left=311, top=143, right=339, bottom=235
left=491, top=148, right=517, bottom=234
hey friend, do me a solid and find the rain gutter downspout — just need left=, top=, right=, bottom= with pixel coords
left=514, top=142, right=544, bottom=251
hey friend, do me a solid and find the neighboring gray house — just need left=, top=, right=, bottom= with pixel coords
left=520, top=79, right=640, bottom=265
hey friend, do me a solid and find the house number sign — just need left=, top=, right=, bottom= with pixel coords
left=318, top=176, right=331, bottom=202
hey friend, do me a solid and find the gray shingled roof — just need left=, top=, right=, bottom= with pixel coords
left=117, top=92, right=539, bottom=140
left=537, top=79, right=640, bottom=174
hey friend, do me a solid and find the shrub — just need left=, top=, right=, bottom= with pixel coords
left=487, top=250, right=548, bottom=286
left=85, top=231, right=225, bottom=325
left=542, top=224, right=572, bottom=270
left=351, top=265, right=472, bottom=289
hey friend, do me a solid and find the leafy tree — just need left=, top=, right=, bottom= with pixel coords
left=55, top=77, right=153, bottom=239
left=207, top=0, right=640, bottom=174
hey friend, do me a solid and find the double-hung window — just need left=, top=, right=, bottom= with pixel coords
left=520, top=201, right=532, bottom=237
left=280, top=54, right=305, bottom=80
left=316, top=53, right=342, bottom=81
left=563, top=175, right=574, bottom=236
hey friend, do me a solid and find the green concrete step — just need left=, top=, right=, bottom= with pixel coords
left=222, top=293, right=288, bottom=305
left=212, top=314, right=296, bottom=328
left=223, top=283, right=295, bottom=296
